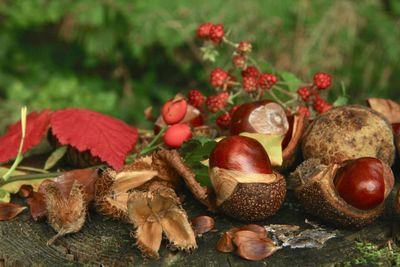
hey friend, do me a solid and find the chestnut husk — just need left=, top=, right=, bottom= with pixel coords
left=291, top=159, right=393, bottom=227
left=280, top=113, right=307, bottom=171
left=301, top=105, right=395, bottom=166
left=209, top=167, right=286, bottom=221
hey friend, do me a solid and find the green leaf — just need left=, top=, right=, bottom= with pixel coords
left=279, top=71, right=303, bottom=91
left=239, top=132, right=284, bottom=166
left=333, top=96, right=348, bottom=107
left=44, top=146, right=67, bottom=170
left=179, top=136, right=217, bottom=187
left=0, top=188, right=10, bottom=203
left=191, top=163, right=212, bottom=187
left=200, top=45, right=219, bottom=63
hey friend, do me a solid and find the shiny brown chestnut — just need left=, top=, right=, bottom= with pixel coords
left=209, top=136, right=286, bottom=221
left=230, top=100, right=288, bottom=136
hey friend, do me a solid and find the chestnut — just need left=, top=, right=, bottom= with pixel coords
left=333, top=157, right=386, bottom=210
left=209, top=136, right=286, bottom=221
left=302, top=105, right=395, bottom=166
left=230, top=100, right=288, bottom=136
left=291, top=157, right=394, bottom=227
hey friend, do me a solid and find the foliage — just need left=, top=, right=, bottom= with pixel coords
left=0, top=0, right=399, bottom=131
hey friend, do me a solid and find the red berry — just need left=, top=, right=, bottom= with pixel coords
left=232, top=55, right=246, bottom=69
left=242, top=76, right=258, bottom=92
left=237, top=41, right=252, bottom=54
left=313, top=72, right=332, bottom=90
left=210, top=68, right=229, bottom=89
left=216, top=113, right=231, bottom=129
left=163, top=124, right=192, bottom=148
left=241, top=66, right=260, bottom=78
left=297, top=87, right=311, bottom=101
left=209, top=24, right=224, bottom=44
left=313, top=95, right=332, bottom=114
left=206, top=92, right=229, bottom=113
left=229, top=105, right=240, bottom=116
left=161, top=99, right=188, bottom=125
left=188, top=89, right=204, bottom=108
left=297, top=105, right=310, bottom=117
left=258, top=73, right=277, bottom=90
left=197, top=23, right=213, bottom=39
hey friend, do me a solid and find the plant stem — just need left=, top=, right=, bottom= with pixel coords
left=267, top=89, right=286, bottom=107
left=273, top=85, right=297, bottom=98
left=126, top=125, right=168, bottom=163
left=16, top=166, right=49, bottom=174
left=222, top=37, right=237, bottom=48
left=0, top=172, right=61, bottom=187
left=246, top=55, right=261, bottom=70
left=2, top=107, right=27, bottom=181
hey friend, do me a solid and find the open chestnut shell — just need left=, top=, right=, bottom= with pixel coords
left=209, top=136, right=286, bottom=221
left=291, top=157, right=394, bottom=227
left=280, top=113, right=307, bottom=171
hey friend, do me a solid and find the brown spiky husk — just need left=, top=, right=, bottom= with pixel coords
left=210, top=168, right=286, bottom=222
left=44, top=180, right=87, bottom=245
left=219, top=175, right=286, bottom=221
left=293, top=161, right=384, bottom=227
left=127, top=183, right=197, bottom=258
left=302, top=105, right=395, bottom=166
left=94, top=159, right=157, bottom=221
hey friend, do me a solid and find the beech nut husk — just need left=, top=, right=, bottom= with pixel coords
left=291, top=158, right=394, bottom=227
left=302, top=105, right=395, bottom=166
left=209, top=167, right=286, bottom=221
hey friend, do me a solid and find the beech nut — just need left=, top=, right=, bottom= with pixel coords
left=209, top=136, right=286, bottom=221
left=291, top=157, right=394, bottom=227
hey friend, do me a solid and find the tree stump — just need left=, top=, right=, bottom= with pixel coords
left=0, top=190, right=397, bottom=266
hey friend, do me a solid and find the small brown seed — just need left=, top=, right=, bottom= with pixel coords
left=236, top=237, right=278, bottom=261
left=216, top=232, right=235, bottom=253
left=190, top=215, right=215, bottom=235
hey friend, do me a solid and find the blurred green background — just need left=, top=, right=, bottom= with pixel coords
left=0, top=0, right=400, bottom=132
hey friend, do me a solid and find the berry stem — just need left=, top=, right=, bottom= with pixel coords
left=222, top=37, right=237, bottom=48
left=273, top=85, right=298, bottom=98
left=267, top=89, right=286, bottom=107
left=246, top=56, right=261, bottom=70
left=126, top=125, right=168, bottom=163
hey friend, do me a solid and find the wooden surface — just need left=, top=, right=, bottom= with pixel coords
left=0, top=188, right=398, bottom=267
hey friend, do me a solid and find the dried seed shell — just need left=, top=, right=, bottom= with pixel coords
left=0, top=203, right=26, bottom=221
left=190, top=215, right=215, bottom=235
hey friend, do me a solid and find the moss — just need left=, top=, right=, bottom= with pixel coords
left=344, top=242, right=400, bottom=266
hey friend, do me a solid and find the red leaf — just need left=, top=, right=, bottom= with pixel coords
left=0, top=202, right=26, bottom=221
left=0, top=109, right=52, bottom=163
left=51, top=108, right=138, bottom=170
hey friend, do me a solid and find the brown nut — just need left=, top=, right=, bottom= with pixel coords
left=302, top=105, right=395, bottom=166
left=291, top=157, right=394, bottom=227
